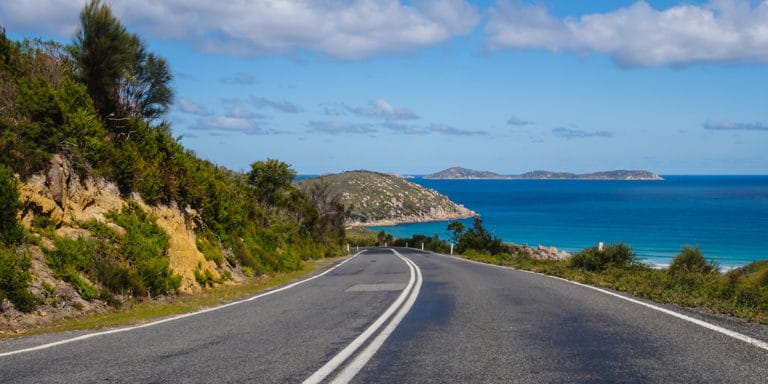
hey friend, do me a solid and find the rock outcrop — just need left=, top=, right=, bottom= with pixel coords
left=520, top=244, right=571, bottom=261
left=17, top=155, right=218, bottom=294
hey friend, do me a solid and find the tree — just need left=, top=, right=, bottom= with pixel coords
left=71, top=0, right=136, bottom=118
left=447, top=221, right=465, bottom=244
left=72, top=0, right=173, bottom=122
left=118, top=47, right=174, bottom=121
left=247, top=159, right=297, bottom=208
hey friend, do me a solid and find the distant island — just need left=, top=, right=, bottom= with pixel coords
left=295, top=170, right=476, bottom=226
left=424, top=167, right=663, bottom=180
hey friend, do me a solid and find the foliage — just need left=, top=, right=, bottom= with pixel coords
left=392, top=233, right=450, bottom=253
left=71, top=0, right=173, bottom=121
left=248, top=158, right=297, bottom=208
left=570, top=242, right=640, bottom=272
left=0, top=247, right=37, bottom=312
left=47, top=236, right=99, bottom=300
left=0, top=165, right=23, bottom=245
left=669, top=246, right=719, bottom=275
left=107, top=202, right=180, bottom=296
left=450, top=217, right=507, bottom=255
left=439, top=228, right=768, bottom=323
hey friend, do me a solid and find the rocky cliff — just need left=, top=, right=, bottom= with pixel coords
left=18, top=155, right=222, bottom=294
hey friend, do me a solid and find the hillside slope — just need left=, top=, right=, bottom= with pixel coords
left=295, top=171, right=475, bottom=226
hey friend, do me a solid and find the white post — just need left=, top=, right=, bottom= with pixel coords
left=406, top=242, right=408, bottom=248
left=450, top=243, right=454, bottom=255
left=385, top=242, right=387, bottom=247
left=347, top=244, right=350, bottom=253
left=421, top=242, right=424, bottom=251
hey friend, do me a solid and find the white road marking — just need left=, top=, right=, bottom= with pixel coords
left=303, top=249, right=422, bottom=384
left=329, top=250, right=423, bottom=384
left=429, top=250, right=768, bottom=352
left=0, top=251, right=366, bottom=358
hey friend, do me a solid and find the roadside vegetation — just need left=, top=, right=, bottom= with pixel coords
left=373, top=219, right=768, bottom=324
left=0, top=0, right=347, bottom=318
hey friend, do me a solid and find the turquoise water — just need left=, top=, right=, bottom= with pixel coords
left=369, top=176, right=768, bottom=268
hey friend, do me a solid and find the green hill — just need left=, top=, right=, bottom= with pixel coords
left=295, top=171, right=475, bottom=225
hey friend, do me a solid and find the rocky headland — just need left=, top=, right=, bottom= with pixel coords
left=424, top=167, right=663, bottom=180
left=294, top=171, right=476, bottom=226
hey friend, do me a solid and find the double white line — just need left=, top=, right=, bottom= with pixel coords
left=303, top=249, right=423, bottom=384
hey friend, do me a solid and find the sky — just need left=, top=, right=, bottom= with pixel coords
left=2, top=0, right=767, bottom=175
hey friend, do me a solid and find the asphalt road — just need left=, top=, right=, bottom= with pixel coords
left=2, top=248, right=767, bottom=383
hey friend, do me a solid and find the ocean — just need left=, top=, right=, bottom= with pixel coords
left=369, top=176, right=768, bottom=269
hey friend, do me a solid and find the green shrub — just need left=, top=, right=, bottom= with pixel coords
left=0, top=247, right=37, bottom=312
left=108, top=202, right=180, bottom=296
left=570, top=242, right=640, bottom=272
left=669, top=246, right=719, bottom=275
left=0, top=165, right=23, bottom=246
left=46, top=236, right=99, bottom=300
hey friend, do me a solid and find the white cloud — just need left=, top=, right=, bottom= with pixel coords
left=703, top=120, right=768, bottom=131
left=487, top=0, right=768, bottom=67
left=176, top=98, right=210, bottom=116
left=347, top=99, right=419, bottom=120
left=193, top=116, right=273, bottom=135
left=250, top=96, right=303, bottom=113
left=1, top=0, right=479, bottom=59
left=309, top=121, right=376, bottom=135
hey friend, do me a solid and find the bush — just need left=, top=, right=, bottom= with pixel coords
left=46, top=236, right=99, bottom=300
left=571, top=242, right=640, bottom=272
left=0, top=247, right=37, bottom=312
left=669, top=246, right=719, bottom=275
left=0, top=165, right=23, bottom=246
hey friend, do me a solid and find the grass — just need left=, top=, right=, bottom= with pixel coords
left=0, top=256, right=343, bottom=340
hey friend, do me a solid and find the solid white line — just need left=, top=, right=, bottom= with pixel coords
left=427, top=250, right=768, bottom=352
left=302, top=249, right=420, bottom=384
left=329, top=250, right=423, bottom=384
left=0, top=251, right=366, bottom=358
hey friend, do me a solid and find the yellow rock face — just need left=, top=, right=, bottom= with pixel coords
left=17, top=155, right=217, bottom=293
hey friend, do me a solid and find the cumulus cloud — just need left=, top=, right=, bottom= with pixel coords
left=347, top=99, right=419, bottom=120
left=250, top=96, right=303, bottom=113
left=176, top=99, right=210, bottom=116
left=507, top=115, right=532, bottom=126
left=487, top=0, right=768, bottom=67
left=220, top=72, right=257, bottom=86
left=309, top=121, right=376, bottom=135
left=703, top=120, right=768, bottom=131
left=552, top=127, right=612, bottom=139
left=2, top=0, right=480, bottom=59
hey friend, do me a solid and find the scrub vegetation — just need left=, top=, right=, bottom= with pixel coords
left=0, top=0, right=346, bottom=316
left=383, top=220, right=768, bottom=323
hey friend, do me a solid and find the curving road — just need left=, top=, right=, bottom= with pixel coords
left=1, top=248, right=767, bottom=383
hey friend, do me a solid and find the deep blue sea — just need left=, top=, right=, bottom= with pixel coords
left=369, top=176, right=768, bottom=269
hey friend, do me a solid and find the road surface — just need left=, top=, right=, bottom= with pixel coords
left=1, top=248, right=767, bottom=383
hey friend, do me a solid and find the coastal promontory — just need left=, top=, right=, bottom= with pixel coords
left=424, top=167, right=663, bottom=180
left=294, top=171, right=475, bottom=226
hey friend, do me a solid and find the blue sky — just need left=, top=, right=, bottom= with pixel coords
left=3, top=0, right=767, bottom=175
